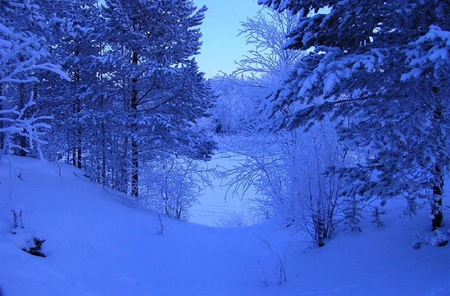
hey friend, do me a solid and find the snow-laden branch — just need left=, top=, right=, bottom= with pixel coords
left=1, top=95, right=52, bottom=155
left=402, top=25, right=450, bottom=81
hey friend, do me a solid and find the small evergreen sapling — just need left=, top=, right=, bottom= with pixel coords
left=341, top=195, right=363, bottom=232
left=371, top=206, right=385, bottom=228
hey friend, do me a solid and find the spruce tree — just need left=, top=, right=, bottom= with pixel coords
left=0, top=0, right=68, bottom=158
left=260, top=0, right=450, bottom=229
left=101, top=0, right=212, bottom=197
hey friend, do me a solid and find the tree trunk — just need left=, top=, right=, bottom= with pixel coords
left=101, top=124, right=107, bottom=186
left=432, top=96, right=444, bottom=230
left=131, top=137, right=139, bottom=197
left=18, top=83, right=27, bottom=156
left=99, top=74, right=107, bottom=186
left=76, top=123, right=82, bottom=169
left=71, top=96, right=82, bottom=169
left=130, top=50, right=139, bottom=197
left=432, top=165, right=444, bottom=230
left=121, top=136, right=129, bottom=194
left=74, top=43, right=82, bottom=169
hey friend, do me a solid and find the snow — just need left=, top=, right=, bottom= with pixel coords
left=323, top=72, right=339, bottom=95
left=189, top=153, right=255, bottom=226
left=1, top=155, right=450, bottom=295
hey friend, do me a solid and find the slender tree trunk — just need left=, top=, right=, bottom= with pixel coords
left=74, top=44, right=82, bottom=169
left=432, top=165, right=444, bottom=230
left=76, top=121, right=82, bottom=169
left=100, top=66, right=107, bottom=186
left=67, top=130, right=71, bottom=165
left=72, top=144, right=77, bottom=167
left=121, top=136, right=129, bottom=194
left=131, top=136, right=139, bottom=197
left=71, top=97, right=82, bottom=168
left=101, top=136, right=107, bottom=185
left=432, top=94, right=444, bottom=230
left=130, top=50, right=139, bottom=197
left=18, top=83, right=27, bottom=156
left=101, top=119, right=107, bottom=186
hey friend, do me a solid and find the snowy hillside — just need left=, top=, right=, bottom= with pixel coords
left=0, top=156, right=449, bottom=295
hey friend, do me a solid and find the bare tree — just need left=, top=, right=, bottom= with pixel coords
left=234, top=8, right=303, bottom=83
left=141, top=156, right=215, bottom=222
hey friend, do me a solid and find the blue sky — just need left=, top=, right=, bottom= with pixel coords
left=193, top=0, right=262, bottom=78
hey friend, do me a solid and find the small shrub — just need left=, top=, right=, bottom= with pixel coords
left=22, top=238, right=47, bottom=257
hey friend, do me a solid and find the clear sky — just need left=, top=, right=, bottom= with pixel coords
left=192, top=0, right=263, bottom=78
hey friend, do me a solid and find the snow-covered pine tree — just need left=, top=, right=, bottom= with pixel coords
left=34, top=0, right=102, bottom=169
left=101, top=0, right=213, bottom=197
left=0, top=0, right=68, bottom=159
left=260, top=0, right=450, bottom=230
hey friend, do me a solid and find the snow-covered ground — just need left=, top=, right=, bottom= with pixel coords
left=0, top=155, right=449, bottom=295
left=189, top=153, right=255, bottom=226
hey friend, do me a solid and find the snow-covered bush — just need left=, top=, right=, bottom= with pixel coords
left=225, top=120, right=346, bottom=247
left=141, top=156, right=214, bottom=221
left=216, top=211, right=251, bottom=227
left=412, top=228, right=450, bottom=249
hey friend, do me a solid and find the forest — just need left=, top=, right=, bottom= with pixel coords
left=1, top=0, right=450, bottom=250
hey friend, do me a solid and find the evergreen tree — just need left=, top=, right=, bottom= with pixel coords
left=260, top=0, right=450, bottom=229
left=101, top=0, right=212, bottom=197
left=0, top=0, right=68, bottom=158
left=35, top=0, right=102, bottom=169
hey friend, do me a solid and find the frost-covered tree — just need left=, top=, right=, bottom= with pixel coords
left=0, top=0, right=67, bottom=159
left=260, top=0, right=450, bottom=230
left=209, top=77, right=267, bottom=135
left=235, top=8, right=302, bottom=83
left=211, top=7, right=304, bottom=135
left=208, top=5, right=345, bottom=246
left=223, top=121, right=345, bottom=247
left=101, top=0, right=213, bottom=197
left=34, top=0, right=102, bottom=169
left=141, top=156, right=214, bottom=221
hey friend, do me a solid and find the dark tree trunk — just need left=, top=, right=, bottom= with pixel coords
left=76, top=122, right=82, bottom=169
left=18, top=83, right=28, bottom=156
left=131, top=137, right=139, bottom=197
left=432, top=96, right=444, bottom=230
left=120, top=136, right=129, bottom=194
left=74, top=44, right=82, bottom=169
left=101, top=124, right=107, bottom=186
left=130, top=50, right=139, bottom=197
left=71, top=97, right=82, bottom=169
left=432, top=166, right=444, bottom=230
